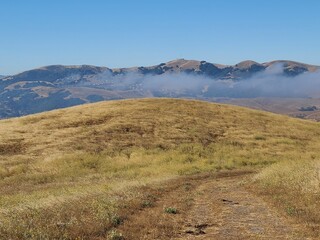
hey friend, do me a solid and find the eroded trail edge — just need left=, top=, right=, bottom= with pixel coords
left=118, top=171, right=308, bottom=240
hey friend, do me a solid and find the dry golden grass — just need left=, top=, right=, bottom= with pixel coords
left=0, top=98, right=320, bottom=239
left=253, top=159, right=320, bottom=237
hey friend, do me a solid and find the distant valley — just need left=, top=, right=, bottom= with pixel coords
left=1, top=59, right=320, bottom=119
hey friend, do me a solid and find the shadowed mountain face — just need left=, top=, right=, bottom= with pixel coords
left=0, top=59, right=319, bottom=118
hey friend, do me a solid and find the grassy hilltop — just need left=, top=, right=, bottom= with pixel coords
left=0, top=98, right=319, bottom=239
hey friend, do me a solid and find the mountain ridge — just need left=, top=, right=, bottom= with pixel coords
left=4, top=59, right=319, bottom=77
left=0, top=59, right=319, bottom=119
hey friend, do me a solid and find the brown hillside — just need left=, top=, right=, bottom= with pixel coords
left=1, top=98, right=320, bottom=163
left=0, top=98, right=320, bottom=239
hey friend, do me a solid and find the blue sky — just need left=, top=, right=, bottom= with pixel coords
left=1, top=0, right=320, bottom=74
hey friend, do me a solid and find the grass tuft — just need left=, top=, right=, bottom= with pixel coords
left=253, top=159, right=320, bottom=237
left=164, top=207, right=178, bottom=214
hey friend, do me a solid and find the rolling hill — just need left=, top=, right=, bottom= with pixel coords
left=1, top=59, right=319, bottom=119
left=1, top=98, right=320, bottom=162
left=0, top=98, right=320, bottom=238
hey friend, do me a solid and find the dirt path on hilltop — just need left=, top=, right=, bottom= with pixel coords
left=116, top=171, right=309, bottom=240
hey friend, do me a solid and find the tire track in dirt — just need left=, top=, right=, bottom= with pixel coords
left=118, top=171, right=310, bottom=239
left=176, top=174, right=304, bottom=239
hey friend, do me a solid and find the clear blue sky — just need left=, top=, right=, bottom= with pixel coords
left=1, top=0, right=320, bottom=74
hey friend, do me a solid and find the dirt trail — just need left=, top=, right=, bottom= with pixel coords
left=118, top=171, right=309, bottom=239
left=176, top=174, right=303, bottom=240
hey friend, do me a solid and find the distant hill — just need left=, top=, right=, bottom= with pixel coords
left=0, top=59, right=319, bottom=118
left=213, top=97, right=320, bottom=121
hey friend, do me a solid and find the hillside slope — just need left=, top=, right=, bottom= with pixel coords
left=1, top=98, right=320, bottom=162
left=1, top=98, right=320, bottom=239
